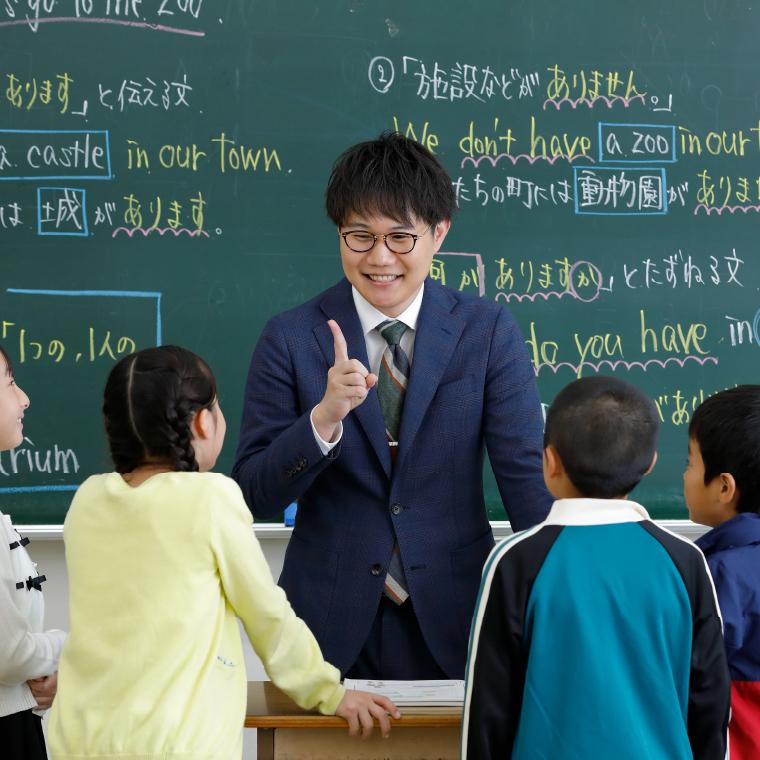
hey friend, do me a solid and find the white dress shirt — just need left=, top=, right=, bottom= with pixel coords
left=310, top=285, right=424, bottom=453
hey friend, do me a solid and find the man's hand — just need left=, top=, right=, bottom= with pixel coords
left=27, top=672, right=58, bottom=710
left=335, top=689, right=401, bottom=739
left=313, top=320, right=377, bottom=442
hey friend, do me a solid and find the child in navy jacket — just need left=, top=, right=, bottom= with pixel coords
left=686, top=385, right=760, bottom=760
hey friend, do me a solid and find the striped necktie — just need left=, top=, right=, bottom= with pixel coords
left=377, top=319, right=410, bottom=604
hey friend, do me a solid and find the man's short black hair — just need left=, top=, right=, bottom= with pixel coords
left=325, top=131, right=457, bottom=227
left=544, top=376, right=660, bottom=498
left=689, top=385, right=760, bottom=513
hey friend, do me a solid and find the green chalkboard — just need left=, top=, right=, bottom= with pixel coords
left=1, top=1, right=759, bottom=524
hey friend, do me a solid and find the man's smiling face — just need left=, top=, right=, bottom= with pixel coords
left=338, top=212, right=449, bottom=317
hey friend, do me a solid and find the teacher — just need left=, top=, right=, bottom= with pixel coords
left=233, top=132, right=551, bottom=679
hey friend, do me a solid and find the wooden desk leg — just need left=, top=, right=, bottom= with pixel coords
left=257, top=728, right=275, bottom=760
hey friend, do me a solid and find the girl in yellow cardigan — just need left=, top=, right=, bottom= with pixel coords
left=49, top=346, right=398, bottom=760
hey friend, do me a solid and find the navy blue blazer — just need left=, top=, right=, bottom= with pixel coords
left=232, top=277, right=551, bottom=677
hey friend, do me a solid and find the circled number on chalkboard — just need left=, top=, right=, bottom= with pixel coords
left=369, top=57, right=395, bottom=94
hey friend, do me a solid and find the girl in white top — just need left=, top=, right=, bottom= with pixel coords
left=0, top=344, right=66, bottom=759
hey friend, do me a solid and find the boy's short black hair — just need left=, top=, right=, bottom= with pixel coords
left=689, top=385, right=760, bottom=513
left=325, top=131, right=457, bottom=227
left=544, top=376, right=660, bottom=498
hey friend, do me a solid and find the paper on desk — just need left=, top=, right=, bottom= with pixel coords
left=343, top=679, right=464, bottom=706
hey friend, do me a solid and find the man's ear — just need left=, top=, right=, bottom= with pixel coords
left=644, top=451, right=658, bottom=476
left=191, top=408, right=213, bottom=441
left=433, top=219, right=451, bottom=252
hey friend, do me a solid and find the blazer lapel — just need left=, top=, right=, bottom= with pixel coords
left=395, top=280, right=464, bottom=474
left=315, top=280, right=392, bottom=477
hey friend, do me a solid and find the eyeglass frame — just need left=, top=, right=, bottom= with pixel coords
left=339, top=223, right=434, bottom=255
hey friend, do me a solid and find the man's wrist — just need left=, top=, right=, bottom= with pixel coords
left=311, top=403, right=340, bottom=443
left=312, top=403, right=340, bottom=443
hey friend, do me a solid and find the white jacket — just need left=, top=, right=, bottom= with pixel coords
left=0, top=511, right=65, bottom=717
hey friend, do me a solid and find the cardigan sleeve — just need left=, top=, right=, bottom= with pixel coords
left=208, top=476, right=345, bottom=715
left=0, top=547, right=66, bottom=685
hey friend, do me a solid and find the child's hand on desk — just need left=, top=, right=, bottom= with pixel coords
left=336, top=689, right=401, bottom=739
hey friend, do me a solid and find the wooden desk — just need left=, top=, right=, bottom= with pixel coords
left=246, top=681, right=462, bottom=760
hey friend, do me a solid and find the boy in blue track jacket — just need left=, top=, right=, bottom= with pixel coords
left=462, top=376, right=730, bottom=760
left=685, top=385, right=760, bottom=760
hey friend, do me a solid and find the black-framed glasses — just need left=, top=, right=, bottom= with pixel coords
left=340, top=224, right=433, bottom=255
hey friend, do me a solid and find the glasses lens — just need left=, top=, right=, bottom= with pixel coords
left=345, top=232, right=375, bottom=252
left=385, top=233, right=415, bottom=254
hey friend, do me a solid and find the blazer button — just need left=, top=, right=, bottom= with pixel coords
left=390, top=503, right=402, bottom=516
left=370, top=563, right=383, bottom=576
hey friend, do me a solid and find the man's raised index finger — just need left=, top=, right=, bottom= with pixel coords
left=328, top=319, right=349, bottom=363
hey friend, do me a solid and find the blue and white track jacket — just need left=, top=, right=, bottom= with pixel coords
left=461, top=498, right=730, bottom=760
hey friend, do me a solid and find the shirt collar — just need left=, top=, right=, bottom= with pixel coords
left=695, top=512, right=760, bottom=555
left=351, top=285, right=424, bottom=337
left=542, top=498, right=651, bottom=527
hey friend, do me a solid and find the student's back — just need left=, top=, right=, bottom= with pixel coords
left=467, top=506, right=724, bottom=758
left=462, top=377, right=730, bottom=760
left=49, top=346, right=397, bottom=760
left=53, top=471, right=278, bottom=757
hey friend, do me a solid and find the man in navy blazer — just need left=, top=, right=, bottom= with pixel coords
left=233, top=133, right=551, bottom=680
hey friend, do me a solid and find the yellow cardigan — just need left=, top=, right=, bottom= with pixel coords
left=49, top=471, right=344, bottom=760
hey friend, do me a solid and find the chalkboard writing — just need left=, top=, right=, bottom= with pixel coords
left=1, top=1, right=758, bottom=523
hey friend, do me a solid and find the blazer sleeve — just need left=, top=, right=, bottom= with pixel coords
left=688, top=553, right=731, bottom=760
left=210, top=477, right=345, bottom=714
left=482, top=306, right=552, bottom=531
left=232, top=317, right=339, bottom=519
left=0, top=548, right=66, bottom=685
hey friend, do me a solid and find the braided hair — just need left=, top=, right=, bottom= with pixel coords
left=103, top=346, right=218, bottom=474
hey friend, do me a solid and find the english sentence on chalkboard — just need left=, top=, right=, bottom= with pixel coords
left=1, top=0, right=205, bottom=34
